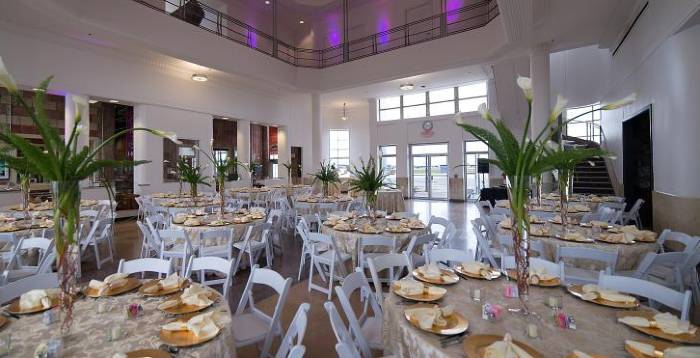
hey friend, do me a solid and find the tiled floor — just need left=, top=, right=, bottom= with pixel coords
left=81, top=200, right=478, bottom=357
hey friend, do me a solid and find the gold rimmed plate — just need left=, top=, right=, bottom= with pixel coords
left=358, top=228, right=383, bottom=235
left=617, top=310, right=700, bottom=344
left=463, top=335, right=543, bottom=358
left=403, top=304, right=468, bottom=336
left=392, top=282, right=446, bottom=302
left=7, top=297, right=60, bottom=315
left=385, top=227, right=411, bottom=234
left=624, top=339, right=676, bottom=358
left=85, top=277, right=142, bottom=298
left=333, top=226, right=357, bottom=232
left=160, top=319, right=221, bottom=348
left=412, top=268, right=459, bottom=285
left=454, top=265, right=501, bottom=280
left=206, top=221, right=230, bottom=227
left=566, top=284, right=639, bottom=308
left=126, top=349, right=172, bottom=358
left=157, top=291, right=218, bottom=315
left=0, top=314, right=8, bottom=329
left=554, top=234, right=595, bottom=243
left=505, top=270, right=560, bottom=287
left=139, top=279, right=190, bottom=297
left=596, top=234, right=635, bottom=245
left=565, top=353, right=608, bottom=358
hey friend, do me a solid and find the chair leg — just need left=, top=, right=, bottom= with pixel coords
left=308, top=256, right=314, bottom=292
left=93, top=243, right=101, bottom=270
left=297, top=245, right=307, bottom=281
left=327, top=260, right=335, bottom=300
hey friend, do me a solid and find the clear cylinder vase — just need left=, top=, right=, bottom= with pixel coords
left=218, top=178, right=226, bottom=219
left=365, top=191, right=377, bottom=223
left=52, top=180, right=81, bottom=334
left=20, top=177, right=31, bottom=221
left=559, top=172, right=570, bottom=227
left=512, top=216, right=531, bottom=312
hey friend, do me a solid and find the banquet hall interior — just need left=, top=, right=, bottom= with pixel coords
left=1, top=0, right=700, bottom=357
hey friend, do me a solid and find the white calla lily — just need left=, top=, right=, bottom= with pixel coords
left=516, top=76, right=532, bottom=101
left=549, top=95, right=568, bottom=124
left=153, top=130, right=182, bottom=145
left=601, top=93, right=636, bottom=110
left=0, top=57, right=18, bottom=94
left=454, top=112, right=465, bottom=125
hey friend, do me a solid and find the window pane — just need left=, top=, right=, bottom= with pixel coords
left=465, top=140, right=488, bottom=152
left=458, top=82, right=487, bottom=98
left=403, top=93, right=426, bottom=106
left=567, top=122, right=587, bottom=138
left=380, top=108, right=401, bottom=121
left=459, top=97, right=487, bottom=112
left=379, top=145, right=396, bottom=156
left=403, top=104, right=426, bottom=119
left=429, top=88, right=455, bottom=102
left=412, top=143, right=448, bottom=155
left=429, top=101, right=455, bottom=116
left=379, top=96, right=400, bottom=109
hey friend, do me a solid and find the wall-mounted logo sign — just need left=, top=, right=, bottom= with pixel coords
left=421, top=120, right=434, bottom=138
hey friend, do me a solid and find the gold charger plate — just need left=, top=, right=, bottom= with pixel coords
left=412, top=268, right=459, bottom=285
left=157, top=291, right=218, bottom=315
left=385, top=227, right=411, bottom=234
left=333, top=226, right=357, bottom=232
left=505, top=270, right=561, bottom=287
left=0, top=315, right=8, bottom=330
left=7, top=297, right=60, bottom=315
left=554, top=234, right=595, bottom=243
left=624, top=339, right=675, bottom=358
left=463, top=334, right=543, bottom=358
left=391, top=283, right=446, bottom=302
left=206, top=221, right=231, bottom=227
left=159, top=320, right=221, bottom=348
left=126, top=349, right=171, bottom=358
left=565, top=354, right=608, bottom=358
left=454, top=265, right=501, bottom=280
left=85, top=277, right=142, bottom=298
left=403, top=304, right=468, bottom=335
left=139, top=279, right=190, bottom=297
left=596, top=234, right=635, bottom=245
left=566, top=284, right=639, bottom=308
left=358, top=228, right=382, bottom=234
left=617, top=310, right=700, bottom=344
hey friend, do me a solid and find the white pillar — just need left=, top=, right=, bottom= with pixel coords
left=277, top=126, right=289, bottom=180
left=311, top=93, right=321, bottom=171
left=237, top=119, right=251, bottom=182
left=530, top=44, right=551, bottom=139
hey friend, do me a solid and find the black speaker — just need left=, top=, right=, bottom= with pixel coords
left=477, top=158, right=489, bottom=174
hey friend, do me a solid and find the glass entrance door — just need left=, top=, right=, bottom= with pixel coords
left=464, top=140, right=489, bottom=201
left=410, top=144, right=449, bottom=200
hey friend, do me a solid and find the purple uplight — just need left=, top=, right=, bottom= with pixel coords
left=445, top=0, right=464, bottom=24
left=377, top=15, right=390, bottom=45
left=247, top=30, right=258, bottom=48
left=326, top=13, right=341, bottom=47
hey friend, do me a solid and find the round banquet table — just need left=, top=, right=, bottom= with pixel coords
left=294, top=199, right=350, bottom=215
left=383, top=276, right=655, bottom=357
left=499, top=223, right=657, bottom=271
left=169, top=214, right=265, bottom=245
left=376, top=190, right=406, bottom=213
left=321, top=217, right=429, bottom=266
left=4, top=282, right=235, bottom=357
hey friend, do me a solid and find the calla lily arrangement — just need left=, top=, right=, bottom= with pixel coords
left=348, top=156, right=393, bottom=219
left=176, top=156, right=210, bottom=200
left=0, top=57, right=181, bottom=332
left=197, top=141, right=245, bottom=216
left=455, top=75, right=633, bottom=310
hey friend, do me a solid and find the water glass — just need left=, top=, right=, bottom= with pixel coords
left=546, top=294, right=563, bottom=310
left=471, top=288, right=483, bottom=302
left=0, top=333, right=11, bottom=357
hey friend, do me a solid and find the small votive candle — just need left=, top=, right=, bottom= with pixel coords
left=527, top=323, right=538, bottom=338
left=502, top=283, right=519, bottom=298
left=109, top=325, right=123, bottom=341
left=472, top=288, right=482, bottom=302
left=547, top=295, right=562, bottom=310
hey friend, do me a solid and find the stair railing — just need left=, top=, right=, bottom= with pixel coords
left=595, top=124, right=623, bottom=196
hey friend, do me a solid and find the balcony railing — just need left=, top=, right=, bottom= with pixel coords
left=132, top=0, right=499, bottom=68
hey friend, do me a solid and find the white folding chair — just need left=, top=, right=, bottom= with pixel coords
left=427, top=247, right=474, bottom=267
left=117, top=258, right=173, bottom=277
left=232, top=265, right=292, bottom=357
left=555, top=246, right=618, bottom=284
left=367, top=253, right=413, bottom=304
left=402, top=233, right=434, bottom=268
left=346, top=200, right=366, bottom=214
left=0, top=272, right=58, bottom=304
left=334, top=270, right=383, bottom=357
left=472, top=219, right=500, bottom=268
left=325, top=302, right=363, bottom=358
left=1, top=237, right=55, bottom=284
left=620, top=199, right=644, bottom=227
left=657, top=229, right=700, bottom=254
left=357, top=235, right=396, bottom=274
left=598, top=272, right=692, bottom=321
left=308, top=231, right=351, bottom=299
left=184, top=256, right=234, bottom=299
left=428, top=216, right=457, bottom=248
left=0, top=233, right=17, bottom=264
left=80, top=219, right=114, bottom=270
left=476, top=201, right=493, bottom=217
left=275, top=303, right=310, bottom=358
left=157, top=229, right=197, bottom=276
left=625, top=252, right=689, bottom=292
left=232, top=223, right=272, bottom=276
left=198, top=228, right=234, bottom=260
left=137, top=221, right=161, bottom=258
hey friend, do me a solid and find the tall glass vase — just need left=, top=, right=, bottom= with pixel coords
left=558, top=170, right=571, bottom=227
left=534, top=175, right=543, bottom=207
left=20, top=175, right=31, bottom=221
left=217, top=177, right=226, bottom=219
left=506, top=177, right=530, bottom=313
left=322, top=183, right=329, bottom=197
left=365, top=190, right=378, bottom=223
left=52, top=180, right=81, bottom=334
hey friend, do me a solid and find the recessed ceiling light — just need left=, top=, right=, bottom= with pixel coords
left=400, top=83, right=414, bottom=91
left=88, top=99, right=98, bottom=104
left=191, top=74, right=208, bottom=82
left=32, top=88, right=46, bottom=92
left=264, top=0, right=270, bottom=4
left=299, top=20, right=305, bottom=24
left=221, top=117, right=229, bottom=120
left=109, top=99, right=119, bottom=103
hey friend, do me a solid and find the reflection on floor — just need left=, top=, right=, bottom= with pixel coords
left=83, top=199, right=478, bottom=357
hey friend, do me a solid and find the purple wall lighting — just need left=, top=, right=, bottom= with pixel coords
left=377, top=15, right=390, bottom=45
left=326, top=13, right=341, bottom=47
left=446, top=0, right=464, bottom=23
left=248, top=30, right=258, bottom=48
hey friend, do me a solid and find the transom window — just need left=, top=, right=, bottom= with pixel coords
left=329, top=129, right=350, bottom=177
left=378, top=81, right=487, bottom=121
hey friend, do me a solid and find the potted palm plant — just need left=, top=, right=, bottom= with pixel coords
left=0, top=58, right=180, bottom=332
left=455, top=76, right=632, bottom=312
left=348, top=157, right=393, bottom=221
left=311, top=160, right=340, bottom=197
left=176, top=156, right=210, bottom=204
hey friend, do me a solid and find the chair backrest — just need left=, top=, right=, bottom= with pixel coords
left=403, top=233, right=435, bottom=266
left=502, top=256, right=564, bottom=278
left=325, top=301, right=362, bottom=358
left=334, top=270, right=382, bottom=358
left=117, top=258, right=173, bottom=276
left=633, top=251, right=689, bottom=282
left=428, top=248, right=474, bottom=267
left=275, top=303, right=311, bottom=358
left=301, top=214, right=321, bottom=233
left=346, top=200, right=366, bottom=213
left=286, top=346, right=305, bottom=358
left=492, top=207, right=511, bottom=216
left=598, top=273, right=692, bottom=321
left=358, top=235, right=395, bottom=252
left=0, top=272, right=59, bottom=304
left=657, top=229, right=700, bottom=254
left=628, top=198, right=645, bottom=215
left=157, top=229, right=194, bottom=252
left=6, top=237, right=55, bottom=273
left=472, top=219, right=499, bottom=268
left=556, top=246, right=618, bottom=273
left=199, top=228, right=233, bottom=258
left=367, top=253, right=413, bottom=303
left=18, top=237, right=53, bottom=252
left=428, top=216, right=455, bottom=241
left=235, top=265, right=292, bottom=342
left=185, top=256, right=234, bottom=298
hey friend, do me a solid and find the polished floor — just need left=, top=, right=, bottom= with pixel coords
left=79, top=199, right=479, bottom=357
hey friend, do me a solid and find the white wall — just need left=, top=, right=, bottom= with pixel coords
left=320, top=99, right=371, bottom=168
left=550, top=45, right=611, bottom=108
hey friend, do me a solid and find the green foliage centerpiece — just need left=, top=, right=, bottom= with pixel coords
left=0, top=58, right=180, bottom=332
left=348, top=157, right=392, bottom=221
left=176, top=156, right=210, bottom=208
left=455, top=76, right=632, bottom=311
left=198, top=142, right=244, bottom=218
left=311, top=160, right=340, bottom=197
left=282, top=160, right=299, bottom=187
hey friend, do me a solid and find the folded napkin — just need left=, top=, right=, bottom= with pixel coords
left=396, top=279, right=424, bottom=296
left=19, top=289, right=55, bottom=310
left=461, top=261, right=488, bottom=275
left=88, top=273, right=129, bottom=295
left=483, top=333, right=535, bottom=358
left=581, top=284, right=636, bottom=303
left=144, top=273, right=182, bottom=294
left=418, top=264, right=442, bottom=280
left=180, top=284, right=214, bottom=307
left=162, top=311, right=220, bottom=338
left=528, top=266, right=556, bottom=282
left=564, top=231, right=587, bottom=242
left=183, top=218, right=201, bottom=226
left=619, top=312, right=697, bottom=335
left=405, top=304, right=454, bottom=330
left=626, top=340, right=700, bottom=358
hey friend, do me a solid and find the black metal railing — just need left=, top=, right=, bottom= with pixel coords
left=131, top=0, right=499, bottom=68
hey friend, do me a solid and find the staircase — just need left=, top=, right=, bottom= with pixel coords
left=563, top=136, right=616, bottom=195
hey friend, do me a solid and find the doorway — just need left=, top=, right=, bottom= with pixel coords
left=291, top=146, right=302, bottom=185
left=464, top=140, right=489, bottom=201
left=622, top=106, right=653, bottom=228
left=410, top=143, right=449, bottom=200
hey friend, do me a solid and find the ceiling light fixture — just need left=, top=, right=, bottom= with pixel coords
left=88, top=99, right=98, bottom=104
left=264, top=0, right=270, bottom=4
left=299, top=20, right=305, bottom=24
left=32, top=88, right=46, bottom=92
left=399, top=83, right=414, bottom=91
left=109, top=99, right=119, bottom=103
left=341, top=103, right=348, bottom=121
left=221, top=117, right=229, bottom=120
left=191, top=74, right=208, bottom=82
